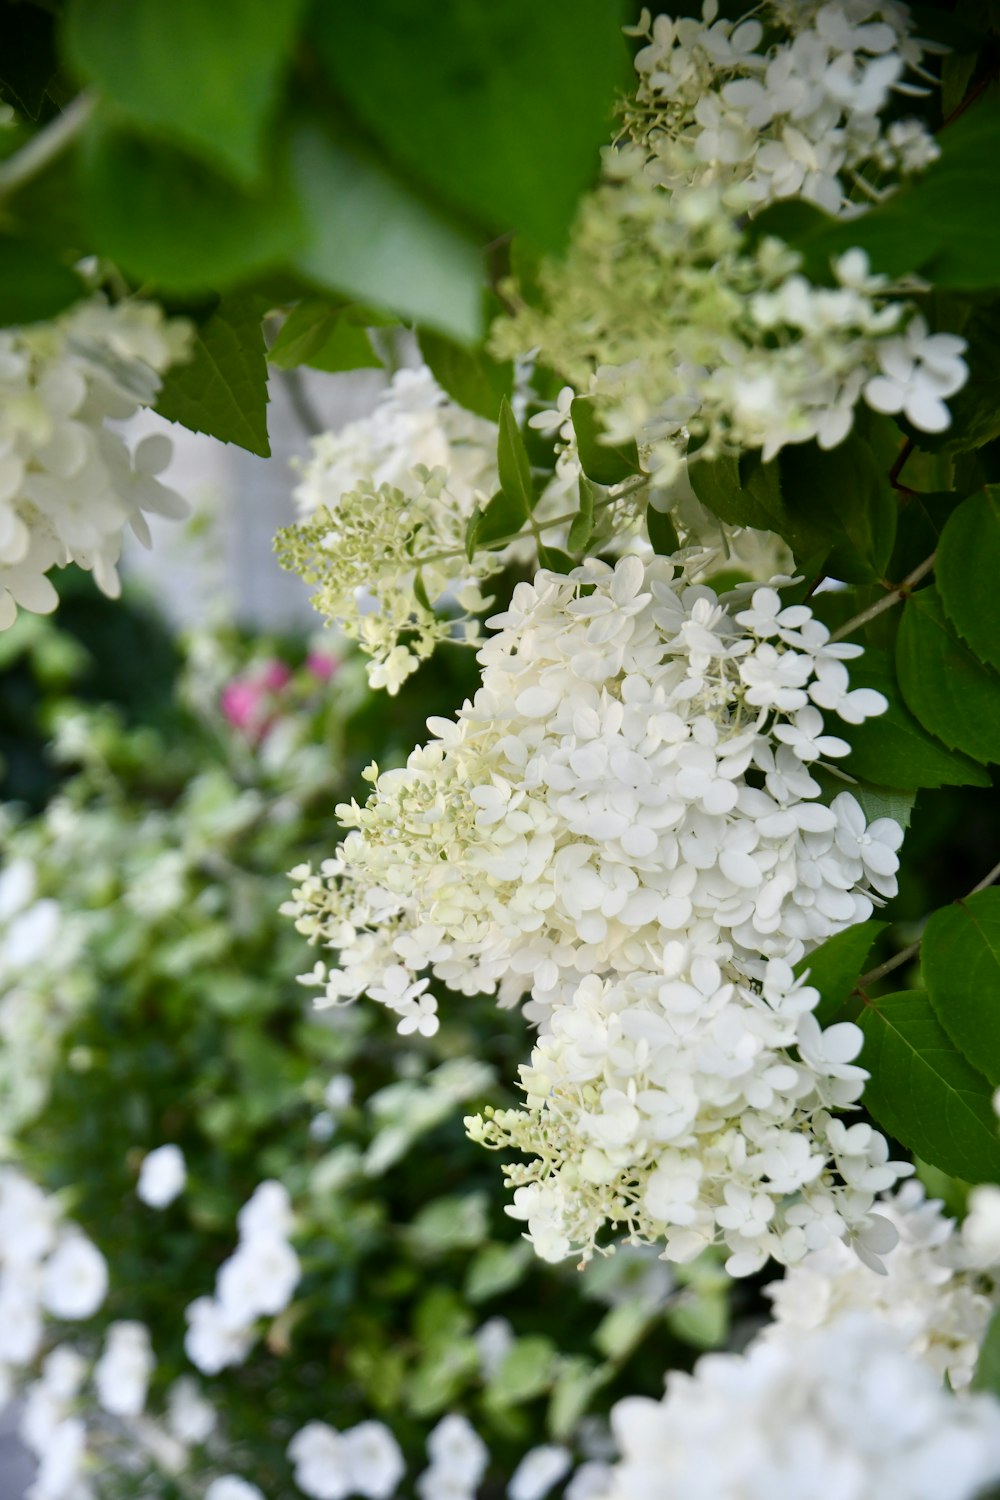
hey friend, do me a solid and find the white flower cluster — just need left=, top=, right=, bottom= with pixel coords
left=184, top=1181, right=300, bottom=1375
left=493, top=2, right=966, bottom=475
left=290, top=1417, right=406, bottom=1500
left=767, top=1181, right=1000, bottom=1389
left=626, top=1, right=941, bottom=216
left=93, top=1320, right=154, bottom=1418
left=415, top=1412, right=490, bottom=1500
left=136, top=1143, right=186, bottom=1208
left=278, top=365, right=502, bottom=694
left=470, top=962, right=908, bottom=1276
left=0, top=1167, right=108, bottom=1380
left=590, top=1312, right=1000, bottom=1500
left=0, top=294, right=191, bottom=628
left=288, top=554, right=906, bottom=1272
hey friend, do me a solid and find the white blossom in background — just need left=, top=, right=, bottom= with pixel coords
left=0, top=293, right=191, bottom=628
left=204, top=1478, right=266, bottom=1500
left=288, top=1418, right=406, bottom=1500
left=92, top=1320, right=154, bottom=1418
left=493, top=4, right=965, bottom=478
left=508, top=1444, right=573, bottom=1500
left=41, top=1232, right=109, bottom=1320
left=288, top=555, right=898, bottom=1032
left=590, top=1313, right=1000, bottom=1500
left=184, top=1180, right=300, bottom=1376
left=137, top=1143, right=187, bottom=1208
left=766, top=1181, right=1000, bottom=1388
left=415, top=1411, right=491, bottom=1499
left=166, top=1376, right=216, bottom=1446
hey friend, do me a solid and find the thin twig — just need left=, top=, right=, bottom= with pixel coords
left=0, top=92, right=96, bottom=197
left=828, top=552, right=936, bottom=643
left=855, top=856, right=1000, bottom=992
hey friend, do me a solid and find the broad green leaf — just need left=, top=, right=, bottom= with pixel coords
left=65, top=0, right=306, bottom=184
left=464, top=1240, right=533, bottom=1304
left=268, top=301, right=382, bottom=373
left=549, top=1357, right=611, bottom=1442
left=751, top=102, right=1000, bottom=290
left=470, top=488, right=528, bottom=551
left=896, top=586, right=1000, bottom=765
left=849, top=782, right=918, bottom=832
left=924, top=889, right=1000, bottom=1087
left=0, top=239, right=85, bottom=326
left=647, top=503, right=680, bottom=556
left=795, top=920, right=885, bottom=1027
left=689, top=450, right=782, bottom=533
left=887, top=490, right=961, bottom=583
left=80, top=116, right=304, bottom=292
left=593, top=1301, right=653, bottom=1361
left=859, top=989, right=1000, bottom=1183
left=497, top=397, right=535, bottom=516
left=973, top=1307, right=1000, bottom=1396
left=488, top=1335, right=556, bottom=1406
left=0, top=0, right=57, bottom=118
left=937, top=489, right=1000, bottom=673
left=666, top=1288, right=730, bottom=1350
left=571, top=397, right=641, bottom=486
left=568, top=477, right=596, bottom=553
left=290, top=122, right=484, bottom=344
left=778, top=432, right=896, bottom=581
left=420, top=331, right=513, bottom=422
left=538, top=544, right=576, bottom=574
left=313, top=0, right=628, bottom=251
left=155, top=294, right=270, bottom=456
left=835, top=647, right=991, bottom=789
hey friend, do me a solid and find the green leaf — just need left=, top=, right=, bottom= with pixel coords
left=290, top=121, right=484, bottom=344
left=647, top=503, right=680, bottom=556
left=567, top=477, right=596, bottom=553
left=924, top=889, right=1000, bottom=1087
left=973, top=1307, right=1000, bottom=1396
left=753, top=102, right=1000, bottom=290
left=859, top=989, right=1000, bottom=1183
left=0, top=0, right=58, bottom=118
left=420, top=330, right=513, bottom=422
left=268, top=301, right=382, bottom=373
left=836, top=647, right=991, bottom=789
left=80, top=116, right=304, bottom=292
left=778, top=432, right=896, bottom=581
left=464, top=1240, right=533, bottom=1303
left=795, top=920, right=885, bottom=1027
left=155, top=294, right=270, bottom=455
left=571, top=397, right=641, bottom=486
left=896, top=586, right=1000, bottom=765
left=538, top=544, right=576, bottom=574
left=65, top=0, right=306, bottom=184
left=688, top=448, right=788, bottom=538
left=666, top=1288, right=730, bottom=1350
left=0, top=239, right=85, bottom=326
left=313, top=0, right=628, bottom=252
left=497, top=397, right=535, bottom=516
left=849, top=782, right=918, bottom=832
left=548, top=1357, right=611, bottom=1442
left=937, top=488, right=1000, bottom=673
left=593, top=1301, right=652, bottom=1361
left=488, top=1335, right=556, bottom=1406
left=472, top=488, right=528, bottom=550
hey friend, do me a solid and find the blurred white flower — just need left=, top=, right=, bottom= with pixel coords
left=93, top=1320, right=154, bottom=1417
left=137, top=1144, right=187, bottom=1208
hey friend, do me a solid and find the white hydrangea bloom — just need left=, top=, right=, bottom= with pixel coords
left=627, top=1, right=941, bottom=215
left=0, top=294, right=191, bottom=628
left=289, top=555, right=899, bottom=1033
left=591, top=1312, right=1000, bottom=1500
left=204, top=1478, right=265, bottom=1500
left=137, top=1143, right=187, bottom=1208
left=93, top=1320, right=154, bottom=1417
left=416, top=1411, right=491, bottom=1499
left=767, top=1181, right=1000, bottom=1389
left=494, top=4, right=965, bottom=475
left=469, top=962, right=909, bottom=1274
left=509, top=1444, right=573, bottom=1500
left=41, top=1231, right=108, bottom=1320
left=166, top=1376, right=216, bottom=1446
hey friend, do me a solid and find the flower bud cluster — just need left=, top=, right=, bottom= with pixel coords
left=766, top=1181, right=1000, bottom=1389
left=277, top=365, right=505, bottom=693
left=590, top=1312, right=1000, bottom=1500
left=288, top=553, right=907, bottom=1271
left=0, top=294, right=192, bottom=628
left=184, top=1181, right=300, bottom=1375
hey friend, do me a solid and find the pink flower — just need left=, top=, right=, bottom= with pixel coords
left=220, top=660, right=292, bottom=739
left=306, top=651, right=340, bottom=681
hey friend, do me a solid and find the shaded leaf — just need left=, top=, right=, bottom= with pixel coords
left=571, top=397, right=641, bottom=486
left=924, top=888, right=1000, bottom=1086
left=937, top=488, right=1000, bottom=673
left=420, top=330, right=513, bottom=422
left=0, top=239, right=85, bottom=326
left=268, top=301, right=382, bottom=373
left=896, top=586, right=1000, bottom=765
left=155, top=294, right=270, bottom=455
left=796, top=920, right=885, bottom=1027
